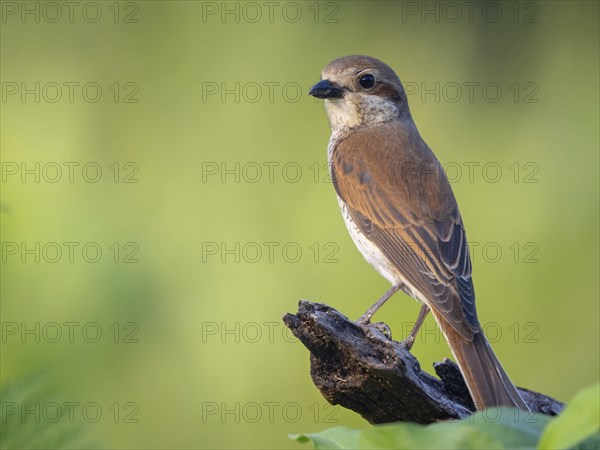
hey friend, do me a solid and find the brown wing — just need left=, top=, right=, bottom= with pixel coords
left=331, top=122, right=478, bottom=340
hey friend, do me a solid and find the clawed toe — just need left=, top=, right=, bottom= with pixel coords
left=401, top=335, right=415, bottom=351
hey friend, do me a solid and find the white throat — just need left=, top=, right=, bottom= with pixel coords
left=324, top=94, right=399, bottom=134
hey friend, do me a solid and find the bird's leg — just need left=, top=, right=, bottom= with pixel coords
left=402, top=304, right=430, bottom=350
left=357, top=283, right=402, bottom=324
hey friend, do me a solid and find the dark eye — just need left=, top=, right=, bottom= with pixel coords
left=359, top=74, right=375, bottom=89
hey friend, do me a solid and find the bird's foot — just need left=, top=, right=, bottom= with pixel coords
left=401, top=335, right=415, bottom=351
left=356, top=313, right=372, bottom=326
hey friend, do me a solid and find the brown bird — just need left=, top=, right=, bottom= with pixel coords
left=309, top=55, right=529, bottom=411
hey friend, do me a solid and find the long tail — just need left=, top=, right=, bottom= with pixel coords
left=431, top=310, right=530, bottom=411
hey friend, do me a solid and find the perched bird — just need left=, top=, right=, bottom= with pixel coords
left=309, top=55, right=529, bottom=411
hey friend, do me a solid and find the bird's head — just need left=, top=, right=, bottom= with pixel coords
left=309, top=55, right=409, bottom=132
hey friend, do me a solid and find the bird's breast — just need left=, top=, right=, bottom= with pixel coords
left=336, top=197, right=400, bottom=285
left=328, top=134, right=430, bottom=306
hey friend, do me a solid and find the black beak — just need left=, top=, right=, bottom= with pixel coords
left=308, top=79, right=345, bottom=99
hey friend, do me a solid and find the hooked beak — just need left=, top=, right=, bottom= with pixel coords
left=308, top=79, right=345, bottom=99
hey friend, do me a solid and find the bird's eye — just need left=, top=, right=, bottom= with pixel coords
left=359, top=74, right=375, bottom=89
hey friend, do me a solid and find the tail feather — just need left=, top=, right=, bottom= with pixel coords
left=432, top=310, right=530, bottom=411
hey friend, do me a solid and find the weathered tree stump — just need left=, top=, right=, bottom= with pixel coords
left=283, top=300, right=563, bottom=424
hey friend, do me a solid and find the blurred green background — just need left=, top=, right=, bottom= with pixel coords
left=1, top=1, right=598, bottom=448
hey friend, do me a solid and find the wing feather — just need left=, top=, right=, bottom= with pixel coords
left=331, top=123, right=478, bottom=340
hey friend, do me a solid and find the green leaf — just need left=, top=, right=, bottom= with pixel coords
left=538, top=382, right=600, bottom=450
left=0, top=375, right=97, bottom=449
left=290, top=426, right=362, bottom=449
left=292, top=407, right=552, bottom=449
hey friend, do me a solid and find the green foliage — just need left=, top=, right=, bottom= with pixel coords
left=0, top=376, right=96, bottom=449
left=292, top=427, right=363, bottom=449
left=538, top=382, right=600, bottom=450
left=291, top=383, right=600, bottom=450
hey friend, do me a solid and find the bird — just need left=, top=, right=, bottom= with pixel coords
left=308, top=55, right=529, bottom=411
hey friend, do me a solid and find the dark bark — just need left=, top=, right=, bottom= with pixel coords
left=283, top=300, right=564, bottom=425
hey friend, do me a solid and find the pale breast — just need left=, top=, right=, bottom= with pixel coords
left=337, top=197, right=400, bottom=285
left=328, top=135, right=429, bottom=307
